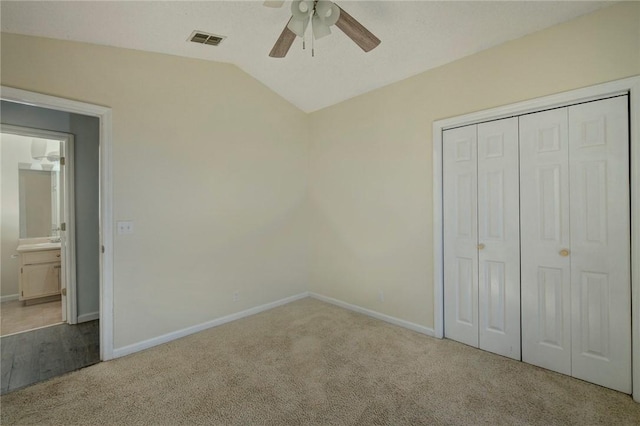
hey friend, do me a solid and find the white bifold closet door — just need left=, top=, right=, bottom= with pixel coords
left=520, top=108, right=572, bottom=375
left=520, top=96, right=631, bottom=393
left=443, top=117, right=520, bottom=360
left=443, top=125, right=479, bottom=348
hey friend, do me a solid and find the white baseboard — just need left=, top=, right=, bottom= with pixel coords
left=0, top=294, right=19, bottom=303
left=309, top=292, right=435, bottom=337
left=111, top=291, right=434, bottom=359
left=77, top=311, right=99, bottom=323
left=112, top=292, right=310, bottom=359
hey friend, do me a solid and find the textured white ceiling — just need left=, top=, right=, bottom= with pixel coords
left=1, top=1, right=614, bottom=112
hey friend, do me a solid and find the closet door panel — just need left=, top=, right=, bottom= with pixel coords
left=569, top=96, right=631, bottom=393
left=520, top=108, right=572, bottom=375
left=477, top=117, right=520, bottom=360
left=443, top=125, right=479, bottom=347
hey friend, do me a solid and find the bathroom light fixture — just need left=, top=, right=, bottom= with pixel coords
left=46, top=151, right=60, bottom=162
left=30, top=139, right=47, bottom=160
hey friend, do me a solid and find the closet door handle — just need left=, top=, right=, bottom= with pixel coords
left=559, top=249, right=570, bottom=257
left=477, top=243, right=485, bottom=250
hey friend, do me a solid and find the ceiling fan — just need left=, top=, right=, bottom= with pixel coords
left=265, top=0, right=381, bottom=58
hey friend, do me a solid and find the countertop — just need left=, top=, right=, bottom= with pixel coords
left=16, top=239, right=61, bottom=253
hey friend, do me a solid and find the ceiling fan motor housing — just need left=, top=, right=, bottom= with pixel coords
left=288, top=0, right=340, bottom=39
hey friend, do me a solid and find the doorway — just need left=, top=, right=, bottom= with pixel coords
left=1, top=126, right=76, bottom=336
left=0, top=87, right=112, bottom=393
left=0, top=87, right=114, bottom=362
left=0, top=124, right=98, bottom=394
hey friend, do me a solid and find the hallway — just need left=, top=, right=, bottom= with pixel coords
left=1, top=320, right=99, bottom=394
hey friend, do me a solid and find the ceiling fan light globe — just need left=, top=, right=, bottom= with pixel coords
left=287, top=16, right=310, bottom=37
left=291, top=0, right=313, bottom=20
left=315, top=1, right=331, bottom=16
left=316, top=1, right=339, bottom=26
left=324, top=3, right=340, bottom=26
left=312, top=15, right=332, bottom=39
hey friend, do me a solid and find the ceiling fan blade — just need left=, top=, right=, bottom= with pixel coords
left=263, top=0, right=285, bottom=7
left=269, top=19, right=297, bottom=58
left=335, top=6, right=381, bottom=52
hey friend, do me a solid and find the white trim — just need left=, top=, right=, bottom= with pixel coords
left=0, top=294, right=20, bottom=303
left=77, top=311, right=99, bottom=323
left=63, top=131, right=77, bottom=324
left=1, top=86, right=114, bottom=361
left=100, top=110, right=114, bottom=361
left=0, top=124, right=71, bottom=142
left=112, top=292, right=310, bottom=359
left=310, top=292, right=435, bottom=337
left=630, top=78, right=640, bottom=403
left=435, top=86, right=631, bottom=131
left=433, top=121, right=444, bottom=339
left=432, top=76, right=640, bottom=401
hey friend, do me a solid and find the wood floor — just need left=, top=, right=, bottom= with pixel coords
left=1, top=320, right=99, bottom=394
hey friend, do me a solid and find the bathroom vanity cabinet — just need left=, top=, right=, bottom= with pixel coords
left=19, top=248, right=61, bottom=301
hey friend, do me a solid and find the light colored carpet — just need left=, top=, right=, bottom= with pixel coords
left=1, top=297, right=639, bottom=425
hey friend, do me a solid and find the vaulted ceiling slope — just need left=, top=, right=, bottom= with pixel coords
left=0, top=1, right=614, bottom=112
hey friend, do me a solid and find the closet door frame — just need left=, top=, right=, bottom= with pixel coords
left=433, top=76, right=640, bottom=401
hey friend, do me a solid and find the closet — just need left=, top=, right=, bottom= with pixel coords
left=443, top=95, right=631, bottom=393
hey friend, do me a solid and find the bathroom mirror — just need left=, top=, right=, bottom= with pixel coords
left=0, top=132, right=62, bottom=239
left=18, top=165, right=60, bottom=238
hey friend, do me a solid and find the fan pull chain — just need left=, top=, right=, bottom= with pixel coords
left=312, top=1, right=316, bottom=57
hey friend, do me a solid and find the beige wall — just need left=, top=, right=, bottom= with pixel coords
left=1, top=34, right=310, bottom=348
left=308, top=2, right=640, bottom=329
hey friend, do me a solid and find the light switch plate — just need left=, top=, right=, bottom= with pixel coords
left=116, top=221, right=134, bottom=235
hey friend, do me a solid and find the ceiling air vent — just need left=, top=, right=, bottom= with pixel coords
left=188, top=31, right=225, bottom=46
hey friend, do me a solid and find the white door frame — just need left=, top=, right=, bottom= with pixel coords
left=1, top=124, right=77, bottom=324
left=1, top=86, right=114, bottom=361
left=432, top=76, right=640, bottom=401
